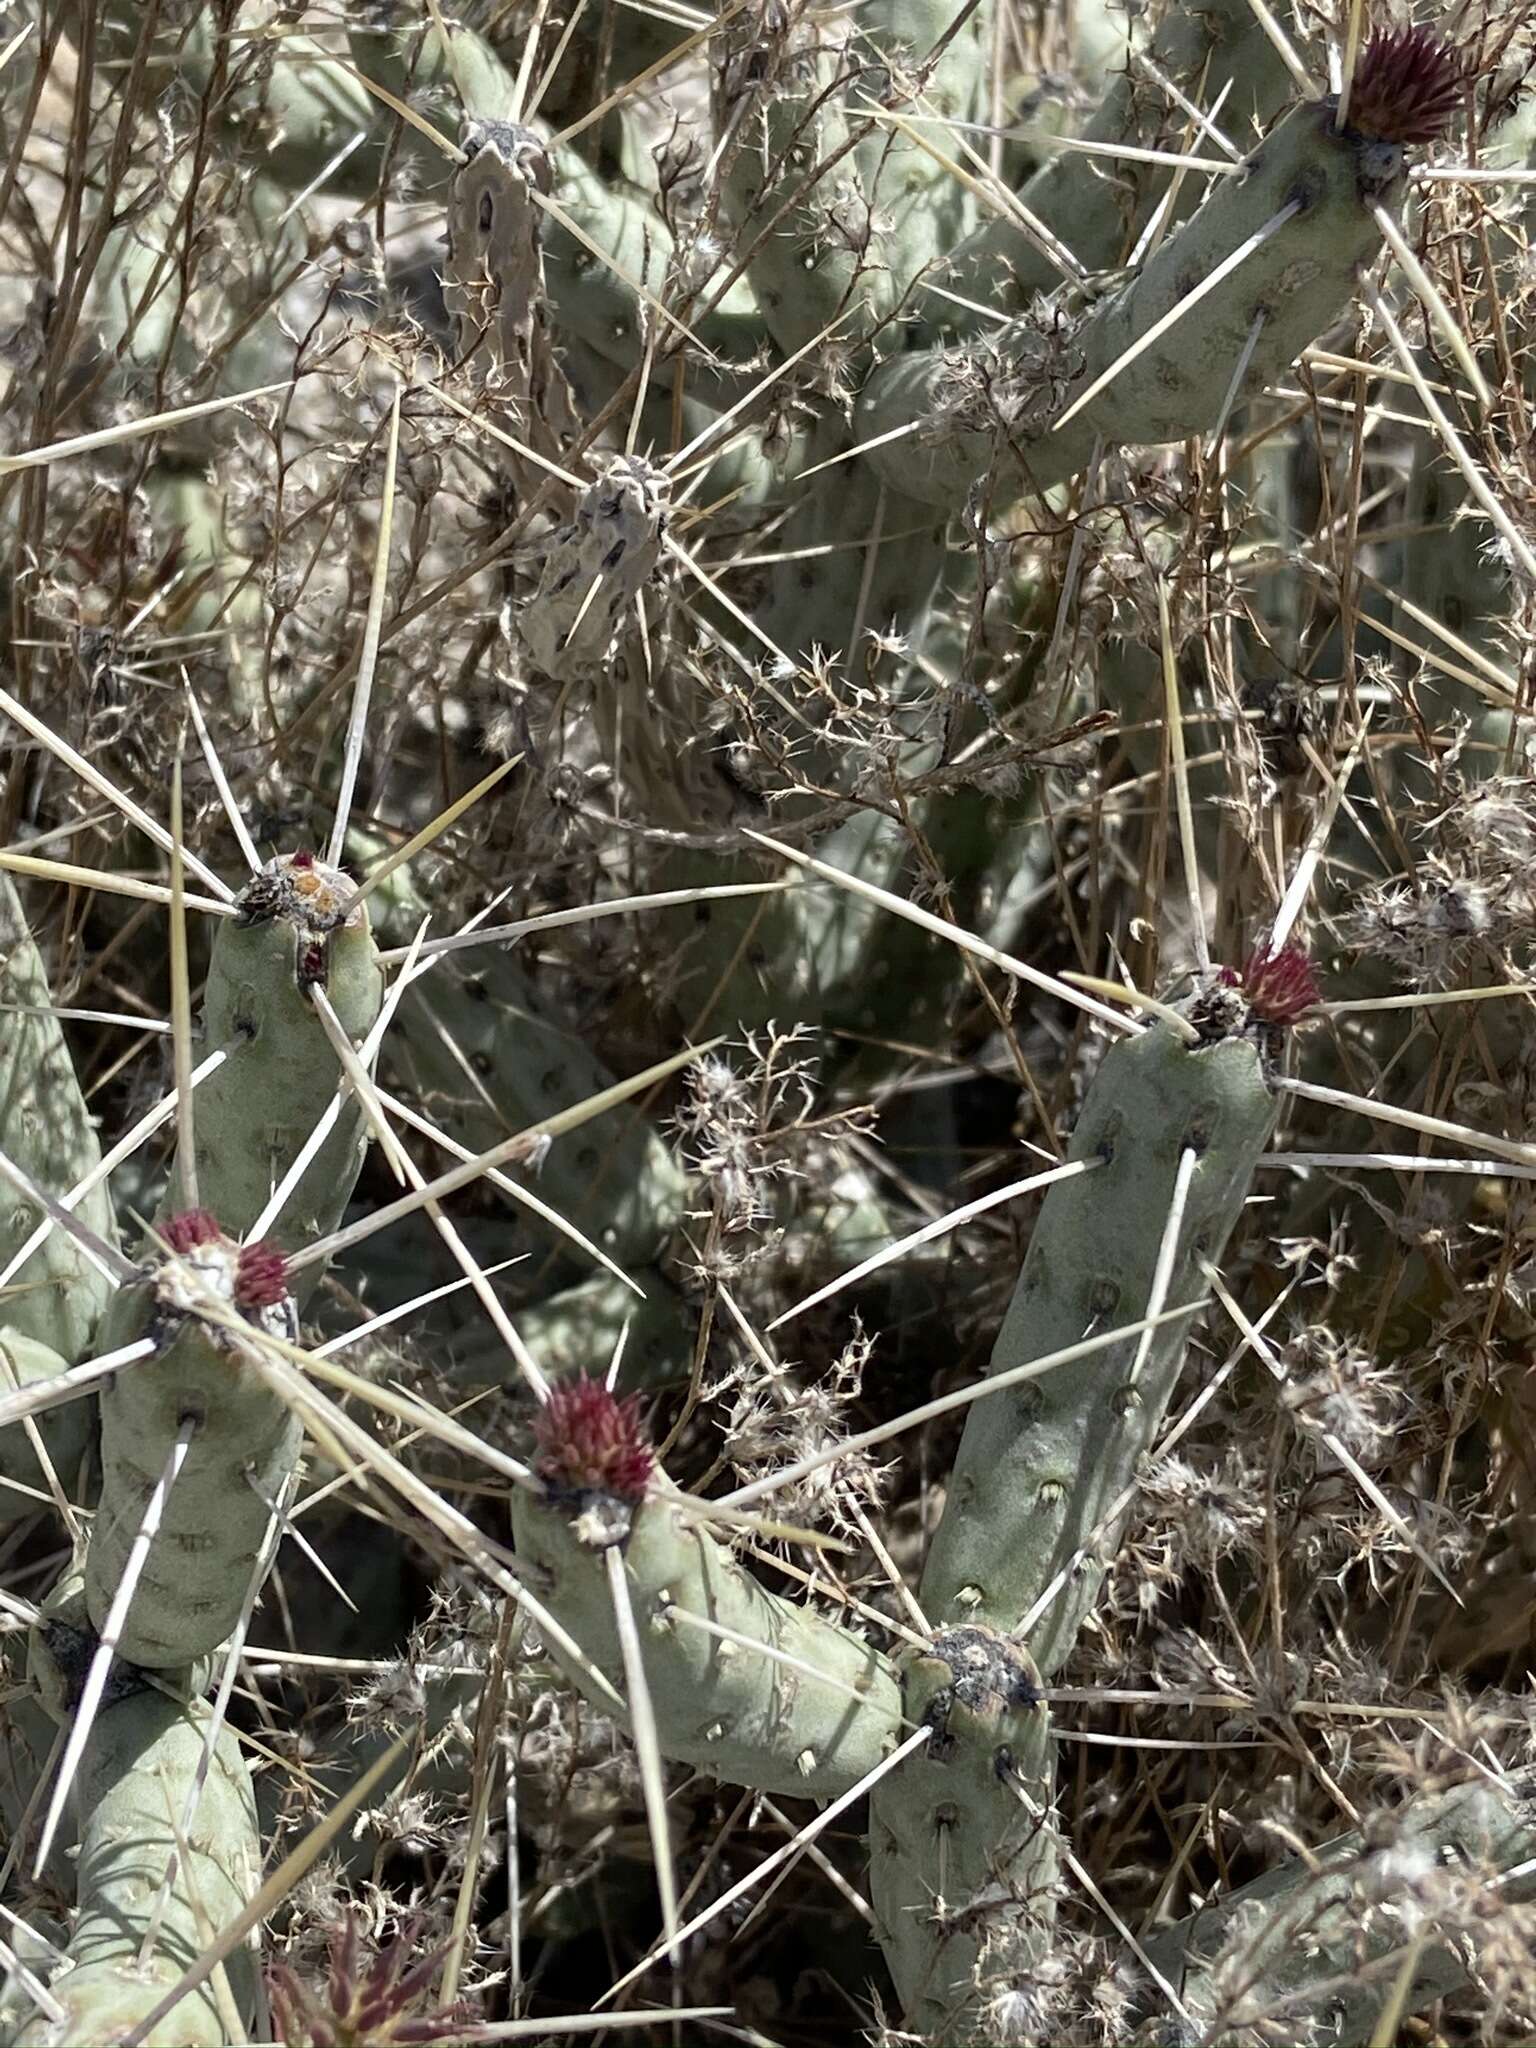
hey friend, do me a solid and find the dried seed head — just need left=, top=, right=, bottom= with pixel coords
left=532, top=1377, right=654, bottom=1506
left=1350, top=865, right=1499, bottom=976
left=1220, top=941, right=1321, bottom=1025
left=932, top=293, right=1084, bottom=448
left=236, top=851, right=360, bottom=935
left=1343, top=27, right=1462, bottom=146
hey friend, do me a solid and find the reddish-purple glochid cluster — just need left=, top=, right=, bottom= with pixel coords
left=233, top=1240, right=291, bottom=1310
left=268, top=1912, right=466, bottom=2046
left=1343, top=25, right=1462, bottom=146
left=160, top=1207, right=225, bottom=1255
left=532, top=1377, right=655, bottom=1504
left=1220, top=941, right=1321, bottom=1026
left=159, top=1208, right=292, bottom=1313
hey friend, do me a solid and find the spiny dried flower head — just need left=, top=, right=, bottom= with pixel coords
left=1342, top=26, right=1463, bottom=146
left=155, top=1209, right=294, bottom=1323
left=1220, top=941, right=1321, bottom=1025
left=1280, top=1323, right=1404, bottom=1458
left=1350, top=863, right=1503, bottom=976
left=532, top=1376, right=654, bottom=1506
left=269, top=1912, right=467, bottom=2046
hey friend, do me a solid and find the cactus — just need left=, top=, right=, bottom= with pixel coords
left=9, top=1689, right=261, bottom=2048
left=871, top=992, right=1280, bottom=2035
left=175, top=856, right=385, bottom=1264
left=0, top=847, right=386, bottom=2037
left=512, top=973, right=1282, bottom=2037
left=929, top=0, right=1294, bottom=325
left=0, top=1332, right=91, bottom=1526
left=0, top=875, right=116, bottom=1366
left=72, top=854, right=382, bottom=1670
left=6, top=1, right=1536, bottom=2044
left=914, top=1005, right=1281, bottom=1671
left=82, top=1212, right=304, bottom=1669
left=440, top=1263, right=697, bottom=1389
left=0, top=875, right=116, bottom=1530
left=1139, top=1769, right=1536, bottom=2043
left=858, top=73, right=1448, bottom=508
left=382, top=930, right=686, bottom=1277
left=869, top=1630, right=1058, bottom=2042
left=513, top=1380, right=904, bottom=1799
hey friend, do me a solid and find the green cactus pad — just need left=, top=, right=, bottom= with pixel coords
left=9, top=1690, right=260, bottom=2048
left=515, top=1473, right=903, bottom=1800
left=869, top=1629, right=1058, bottom=2043
left=919, top=1012, right=1278, bottom=1676
left=0, top=873, right=116, bottom=1364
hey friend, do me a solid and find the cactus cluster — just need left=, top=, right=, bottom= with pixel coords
left=3, top=0, right=1536, bottom=2042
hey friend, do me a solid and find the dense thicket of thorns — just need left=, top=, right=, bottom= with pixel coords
left=4, top=0, right=1536, bottom=2042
